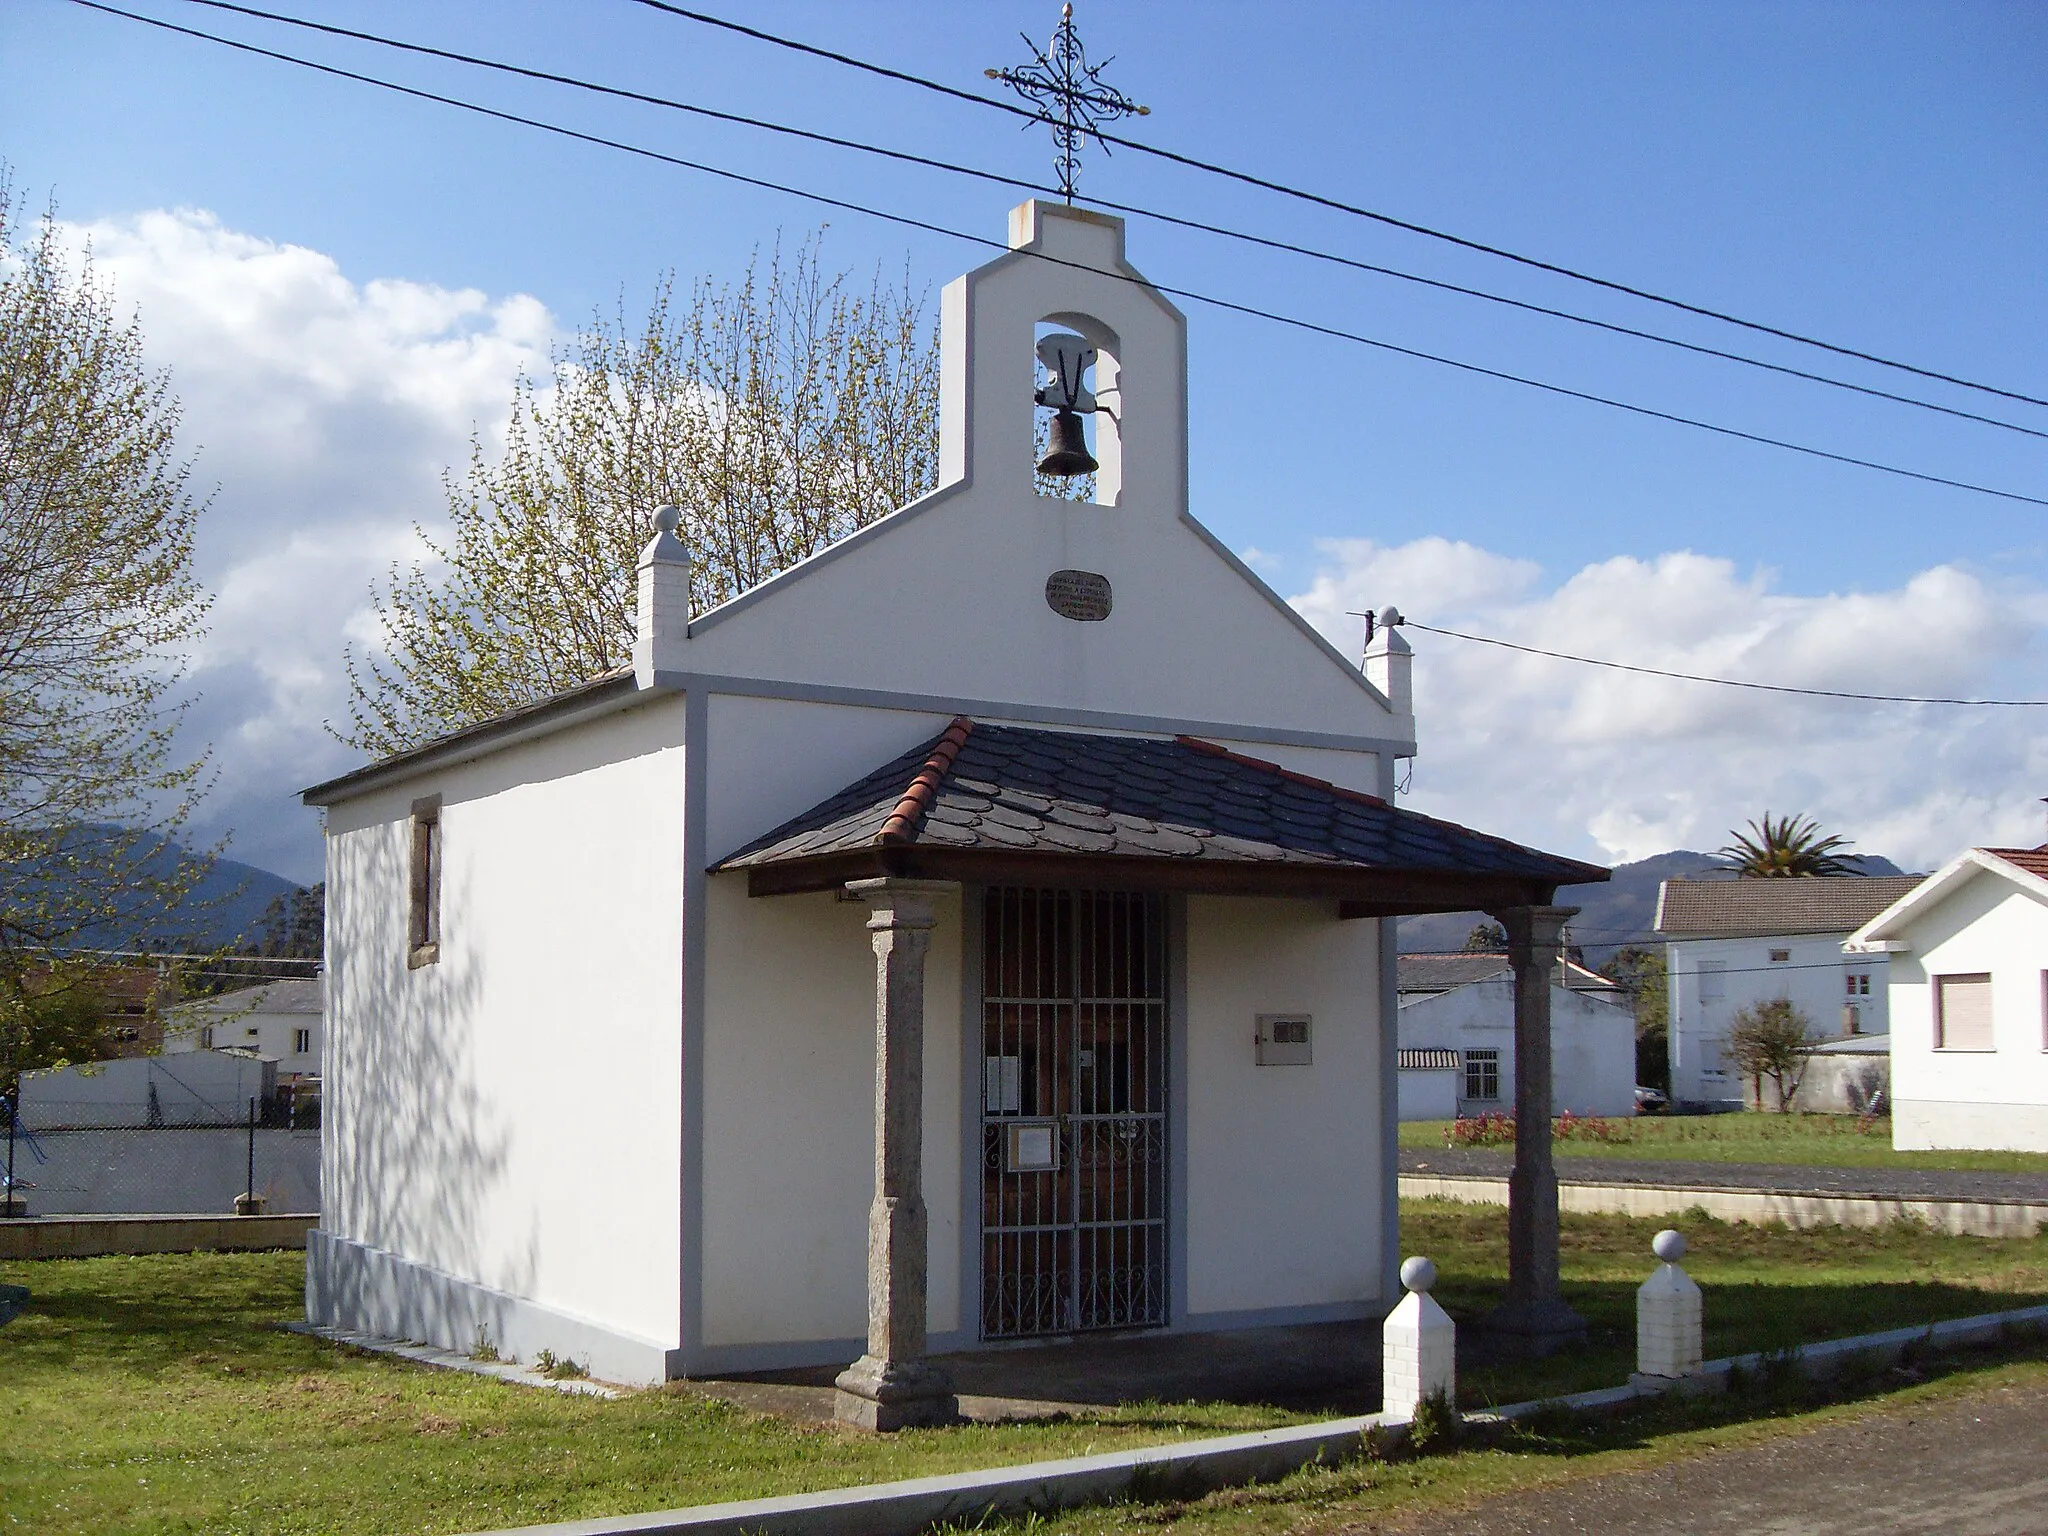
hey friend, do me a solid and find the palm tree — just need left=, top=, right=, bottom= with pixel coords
left=1716, top=813, right=1856, bottom=877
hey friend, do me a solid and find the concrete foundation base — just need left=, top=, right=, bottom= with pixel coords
left=834, top=1355, right=960, bottom=1431
left=1479, top=1297, right=1588, bottom=1358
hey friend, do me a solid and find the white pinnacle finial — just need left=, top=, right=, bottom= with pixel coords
left=652, top=504, right=680, bottom=535
left=1399, top=1255, right=1437, bottom=1293
left=1652, top=1229, right=1686, bottom=1263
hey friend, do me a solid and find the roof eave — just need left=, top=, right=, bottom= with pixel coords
left=1849, top=848, right=2044, bottom=946
left=302, top=671, right=647, bottom=806
left=731, top=846, right=1563, bottom=912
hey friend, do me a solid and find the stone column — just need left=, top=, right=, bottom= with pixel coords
left=1483, top=904, right=1587, bottom=1355
left=834, top=877, right=960, bottom=1431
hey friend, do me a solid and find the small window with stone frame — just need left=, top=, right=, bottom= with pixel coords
left=1463, top=1048, right=1501, bottom=1102
left=408, top=794, right=443, bottom=968
left=293, top=1027, right=312, bottom=1055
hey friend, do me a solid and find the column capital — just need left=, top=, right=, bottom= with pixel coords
left=843, top=877, right=959, bottom=930
left=1490, top=904, right=1580, bottom=968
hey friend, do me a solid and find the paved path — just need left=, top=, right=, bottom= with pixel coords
left=1400, top=1148, right=2048, bottom=1203
left=1378, top=1375, right=2048, bottom=1535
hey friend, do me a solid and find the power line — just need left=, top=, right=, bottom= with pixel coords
left=1405, top=621, right=2048, bottom=705
left=161, top=0, right=2048, bottom=443
left=628, top=0, right=2048, bottom=413
left=73, top=0, right=2048, bottom=510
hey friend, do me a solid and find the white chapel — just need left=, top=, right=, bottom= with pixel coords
left=303, top=200, right=1605, bottom=1424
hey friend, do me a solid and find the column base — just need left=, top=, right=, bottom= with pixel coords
left=833, top=1354, right=960, bottom=1432
left=1479, top=1298, right=1588, bottom=1358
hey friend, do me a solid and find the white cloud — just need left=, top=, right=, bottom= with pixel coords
left=1291, top=540, right=2048, bottom=871
left=44, top=208, right=2048, bottom=888
left=58, top=209, right=555, bottom=881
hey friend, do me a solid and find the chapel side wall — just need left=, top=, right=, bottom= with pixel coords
left=693, top=692, right=965, bottom=1367
left=1889, top=875, right=2048, bottom=1152
left=1182, top=897, right=1382, bottom=1321
left=696, top=878, right=964, bottom=1363
left=319, top=697, right=687, bottom=1354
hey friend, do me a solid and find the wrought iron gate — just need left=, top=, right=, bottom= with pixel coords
left=980, top=888, right=1168, bottom=1339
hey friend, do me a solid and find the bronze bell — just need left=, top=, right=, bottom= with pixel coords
left=1037, top=408, right=1098, bottom=477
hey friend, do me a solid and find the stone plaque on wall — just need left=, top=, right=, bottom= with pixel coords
left=1044, top=569, right=1112, bottom=622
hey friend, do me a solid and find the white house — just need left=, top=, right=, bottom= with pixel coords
left=1395, top=953, right=1635, bottom=1121
left=300, top=201, right=1605, bottom=1413
left=1845, top=846, right=2048, bottom=1152
left=1656, top=876, right=1921, bottom=1108
left=165, top=978, right=323, bottom=1082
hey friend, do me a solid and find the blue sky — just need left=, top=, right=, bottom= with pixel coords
left=5, top=1, right=2045, bottom=884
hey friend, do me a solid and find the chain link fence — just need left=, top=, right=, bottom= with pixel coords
left=3, top=1092, right=320, bottom=1217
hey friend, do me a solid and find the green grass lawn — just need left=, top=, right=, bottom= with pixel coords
left=3, top=1204, right=2045, bottom=1535
left=1399, top=1111, right=2048, bottom=1174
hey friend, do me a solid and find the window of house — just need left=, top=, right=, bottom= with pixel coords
left=1934, top=973, right=1993, bottom=1051
left=293, top=1027, right=312, bottom=1055
left=1845, top=971, right=1872, bottom=997
left=199, top=1026, right=214, bottom=1048
left=1698, top=959, right=1726, bottom=1002
left=1463, top=1049, right=1500, bottom=1101
left=408, top=794, right=442, bottom=968
left=1769, top=948, right=1791, bottom=963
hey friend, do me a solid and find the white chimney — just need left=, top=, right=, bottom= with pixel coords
left=1364, top=606, right=1412, bottom=718
left=632, top=505, right=691, bottom=689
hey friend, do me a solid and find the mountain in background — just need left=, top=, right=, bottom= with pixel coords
left=1399, top=850, right=1908, bottom=963
left=15, top=827, right=304, bottom=954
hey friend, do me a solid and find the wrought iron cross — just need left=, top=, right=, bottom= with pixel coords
left=986, top=3, right=1149, bottom=202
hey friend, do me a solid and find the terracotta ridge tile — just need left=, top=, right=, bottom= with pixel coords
left=876, top=717, right=975, bottom=845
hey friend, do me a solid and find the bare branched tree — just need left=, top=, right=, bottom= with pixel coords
left=341, top=233, right=941, bottom=756
left=0, top=180, right=216, bottom=1081
left=1727, top=997, right=1815, bottom=1112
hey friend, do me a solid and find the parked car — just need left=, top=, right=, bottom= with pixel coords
left=1634, top=1084, right=1669, bottom=1114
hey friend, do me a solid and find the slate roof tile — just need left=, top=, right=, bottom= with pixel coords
left=718, top=718, right=1606, bottom=889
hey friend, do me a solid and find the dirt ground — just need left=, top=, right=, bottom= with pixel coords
left=1373, top=1375, right=2048, bottom=1535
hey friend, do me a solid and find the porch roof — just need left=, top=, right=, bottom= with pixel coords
left=715, top=718, right=1606, bottom=914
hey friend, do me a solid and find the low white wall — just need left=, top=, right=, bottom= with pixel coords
left=1182, top=896, right=1383, bottom=1321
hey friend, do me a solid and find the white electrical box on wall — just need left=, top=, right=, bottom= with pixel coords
left=1255, top=1013, right=1313, bottom=1066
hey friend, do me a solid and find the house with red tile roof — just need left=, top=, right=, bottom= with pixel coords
left=300, top=200, right=1606, bottom=1410
left=1847, top=846, right=2048, bottom=1152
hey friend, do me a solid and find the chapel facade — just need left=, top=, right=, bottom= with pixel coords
left=304, top=201, right=1602, bottom=1420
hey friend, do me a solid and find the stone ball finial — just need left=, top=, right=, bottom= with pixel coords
left=1399, top=1255, right=1437, bottom=1294
left=652, top=504, right=681, bottom=535
left=1379, top=605, right=1404, bottom=627
left=1652, top=1229, right=1687, bottom=1264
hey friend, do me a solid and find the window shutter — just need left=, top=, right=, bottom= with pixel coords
left=1936, top=974, right=1993, bottom=1051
